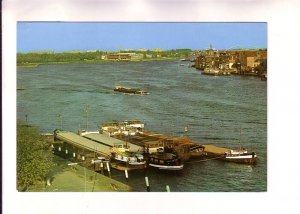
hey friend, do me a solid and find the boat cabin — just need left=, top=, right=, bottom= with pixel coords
left=149, top=152, right=182, bottom=166
left=144, top=141, right=164, bottom=154
left=111, top=143, right=129, bottom=153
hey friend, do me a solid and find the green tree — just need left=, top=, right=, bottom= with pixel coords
left=17, top=121, right=54, bottom=191
left=256, top=59, right=267, bottom=74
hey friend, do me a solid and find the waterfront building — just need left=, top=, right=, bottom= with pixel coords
left=194, top=46, right=267, bottom=75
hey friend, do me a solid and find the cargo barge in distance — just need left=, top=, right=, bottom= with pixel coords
left=114, top=85, right=149, bottom=95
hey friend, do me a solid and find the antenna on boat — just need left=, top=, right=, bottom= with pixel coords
left=57, top=114, right=63, bottom=130
left=239, top=126, right=243, bottom=150
left=184, top=125, right=189, bottom=138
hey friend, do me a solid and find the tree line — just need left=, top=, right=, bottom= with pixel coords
left=17, top=49, right=194, bottom=65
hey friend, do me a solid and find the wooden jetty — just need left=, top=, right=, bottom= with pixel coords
left=113, top=130, right=205, bottom=161
left=54, top=131, right=148, bottom=171
left=202, top=144, right=230, bottom=156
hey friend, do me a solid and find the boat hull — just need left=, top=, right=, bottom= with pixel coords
left=222, top=153, right=257, bottom=165
left=114, top=87, right=149, bottom=95
left=110, top=160, right=146, bottom=171
left=149, top=163, right=184, bottom=170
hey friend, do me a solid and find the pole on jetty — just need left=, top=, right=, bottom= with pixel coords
left=58, top=114, right=63, bottom=130
left=100, top=161, right=104, bottom=174
left=85, top=105, right=89, bottom=132
left=106, top=162, right=111, bottom=178
left=84, top=166, right=86, bottom=192
left=145, top=177, right=150, bottom=192
left=166, top=185, right=170, bottom=192
left=125, top=169, right=129, bottom=182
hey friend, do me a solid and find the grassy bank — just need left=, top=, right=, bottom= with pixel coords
left=27, top=155, right=131, bottom=192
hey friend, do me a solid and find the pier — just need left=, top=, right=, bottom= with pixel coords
left=113, top=130, right=205, bottom=161
left=83, top=133, right=143, bottom=152
left=202, top=144, right=230, bottom=156
left=53, top=120, right=257, bottom=166
left=54, top=131, right=112, bottom=157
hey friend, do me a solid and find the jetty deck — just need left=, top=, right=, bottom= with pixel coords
left=55, top=131, right=111, bottom=157
left=83, top=133, right=125, bottom=147
left=202, top=144, right=231, bottom=155
left=84, top=133, right=143, bottom=152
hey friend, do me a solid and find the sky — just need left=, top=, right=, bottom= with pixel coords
left=17, top=22, right=267, bottom=52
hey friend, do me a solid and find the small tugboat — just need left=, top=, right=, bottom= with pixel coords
left=222, top=149, right=257, bottom=164
left=114, top=85, right=149, bottom=95
left=148, top=150, right=184, bottom=170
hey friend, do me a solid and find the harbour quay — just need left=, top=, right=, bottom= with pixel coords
left=46, top=119, right=258, bottom=191
left=52, top=120, right=257, bottom=168
left=100, top=120, right=257, bottom=165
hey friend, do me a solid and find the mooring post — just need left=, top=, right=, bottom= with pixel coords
left=166, top=185, right=170, bottom=192
left=106, top=162, right=111, bottom=178
left=100, top=161, right=104, bottom=174
left=125, top=169, right=129, bottom=182
left=145, top=176, right=150, bottom=192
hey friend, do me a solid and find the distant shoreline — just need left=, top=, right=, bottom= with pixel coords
left=17, top=58, right=179, bottom=68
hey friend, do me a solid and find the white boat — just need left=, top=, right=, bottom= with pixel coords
left=110, top=147, right=146, bottom=170
left=223, top=149, right=257, bottom=164
left=111, top=150, right=146, bottom=166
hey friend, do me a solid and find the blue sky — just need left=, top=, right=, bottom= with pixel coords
left=17, top=22, right=267, bottom=52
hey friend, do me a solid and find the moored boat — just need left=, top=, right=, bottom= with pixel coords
left=148, top=152, right=184, bottom=170
left=222, top=149, right=257, bottom=164
left=110, top=147, right=146, bottom=170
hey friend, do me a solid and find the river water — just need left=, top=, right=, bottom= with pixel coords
left=17, top=60, right=267, bottom=192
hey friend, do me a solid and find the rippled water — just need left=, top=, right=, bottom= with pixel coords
left=17, top=60, right=267, bottom=192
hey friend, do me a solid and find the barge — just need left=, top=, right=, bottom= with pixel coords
left=114, top=85, right=149, bottom=95
left=148, top=151, right=184, bottom=171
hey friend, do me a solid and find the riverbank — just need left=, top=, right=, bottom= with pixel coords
left=17, top=57, right=179, bottom=68
left=27, top=155, right=131, bottom=192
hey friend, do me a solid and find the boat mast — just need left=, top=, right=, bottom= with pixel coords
left=85, top=105, right=89, bottom=132
left=239, top=126, right=242, bottom=150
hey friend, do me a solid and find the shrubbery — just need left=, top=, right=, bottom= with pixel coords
left=17, top=121, right=54, bottom=191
